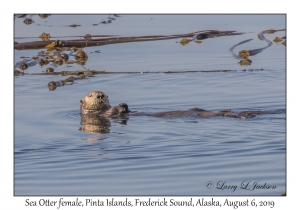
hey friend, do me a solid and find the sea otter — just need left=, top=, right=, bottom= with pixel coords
left=80, top=91, right=274, bottom=119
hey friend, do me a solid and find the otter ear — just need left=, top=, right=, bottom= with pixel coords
left=80, top=100, right=83, bottom=105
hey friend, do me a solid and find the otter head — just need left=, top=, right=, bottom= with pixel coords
left=80, top=91, right=111, bottom=114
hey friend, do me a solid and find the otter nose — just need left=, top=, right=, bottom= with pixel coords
left=97, top=93, right=104, bottom=99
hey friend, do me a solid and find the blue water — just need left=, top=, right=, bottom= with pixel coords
left=14, top=14, right=286, bottom=195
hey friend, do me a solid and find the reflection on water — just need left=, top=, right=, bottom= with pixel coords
left=14, top=14, right=286, bottom=196
left=80, top=115, right=111, bottom=134
left=80, top=114, right=130, bottom=135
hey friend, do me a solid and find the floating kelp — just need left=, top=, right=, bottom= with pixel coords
left=60, top=53, right=69, bottom=62
left=230, top=39, right=253, bottom=59
left=14, top=14, right=49, bottom=25
left=45, top=41, right=57, bottom=50
left=229, top=28, right=285, bottom=62
left=273, top=36, right=282, bottom=43
left=15, top=30, right=244, bottom=50
left=19, top=63, right=28, bottom=70
left=44, top=40, right=70, bottom=50
left=53, top=57, right=64, bottom=65
left=39, top=58, right=49, bottom=66
left=65, top=61, right=75, bottom=64
left=46, top=67, right=54, bottom=73
left=15, top=29, right=278, bottom=79
left=58, top=40, right=68, bottom=47
left=266, top=30, right=277, bottom=34
left=68, top=24, right=81, bottom=27
left=14, top=70, right=24, bottom=76
left=16, top=14, right=27, bottom=18
left=179, top=38, right=190, bottom=46
left=23, top=18, right=33, bottom=25
left=15, top=14, right=36, bottom=24
left=14, top=59, right=38, bottom=70
left=265, top=29, right=285, bottom=34
left=238, top=59, right=252, bottom=66
left=37, top=50, right=57, bottom=58
left=180, top=30, right=243, bottom=45
left=15, top=47, right=78, bottom=72
left=38, top=48, right=87, bottom=70
left=71, top=46, right=78, bottom=52
left=192, top=31, right=238, bottom=41
left=75, top=49, right=88, bottom=61
left=84, top=34, right=92, bottom=40
left=238, top=50, right=250, bottom=59
left=41, top=69, right=264, bottom=90
left=76, top=60, right=86, bottom=66
left=258, top=29, right=285, bottom=43
left=47, top=71, right=93, bottom=90
left=30, top=69, right=265, bottom=76
left=38, top=14, right=50, bottom=19
left=39, top=33, right=51, bottom=41
left=48, top=80, right=67, bottom=90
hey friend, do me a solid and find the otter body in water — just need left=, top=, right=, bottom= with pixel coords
left=80, top=91, right=129, bottom=117
left=80, top=91, right=273, bottom=119
left=127, top=107, right=261, bottom=119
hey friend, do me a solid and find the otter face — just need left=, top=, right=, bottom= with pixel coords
left=80, top=91, right=111, bottom=114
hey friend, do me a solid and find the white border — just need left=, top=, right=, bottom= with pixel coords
left=5, top=1, right=296, bottom=209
